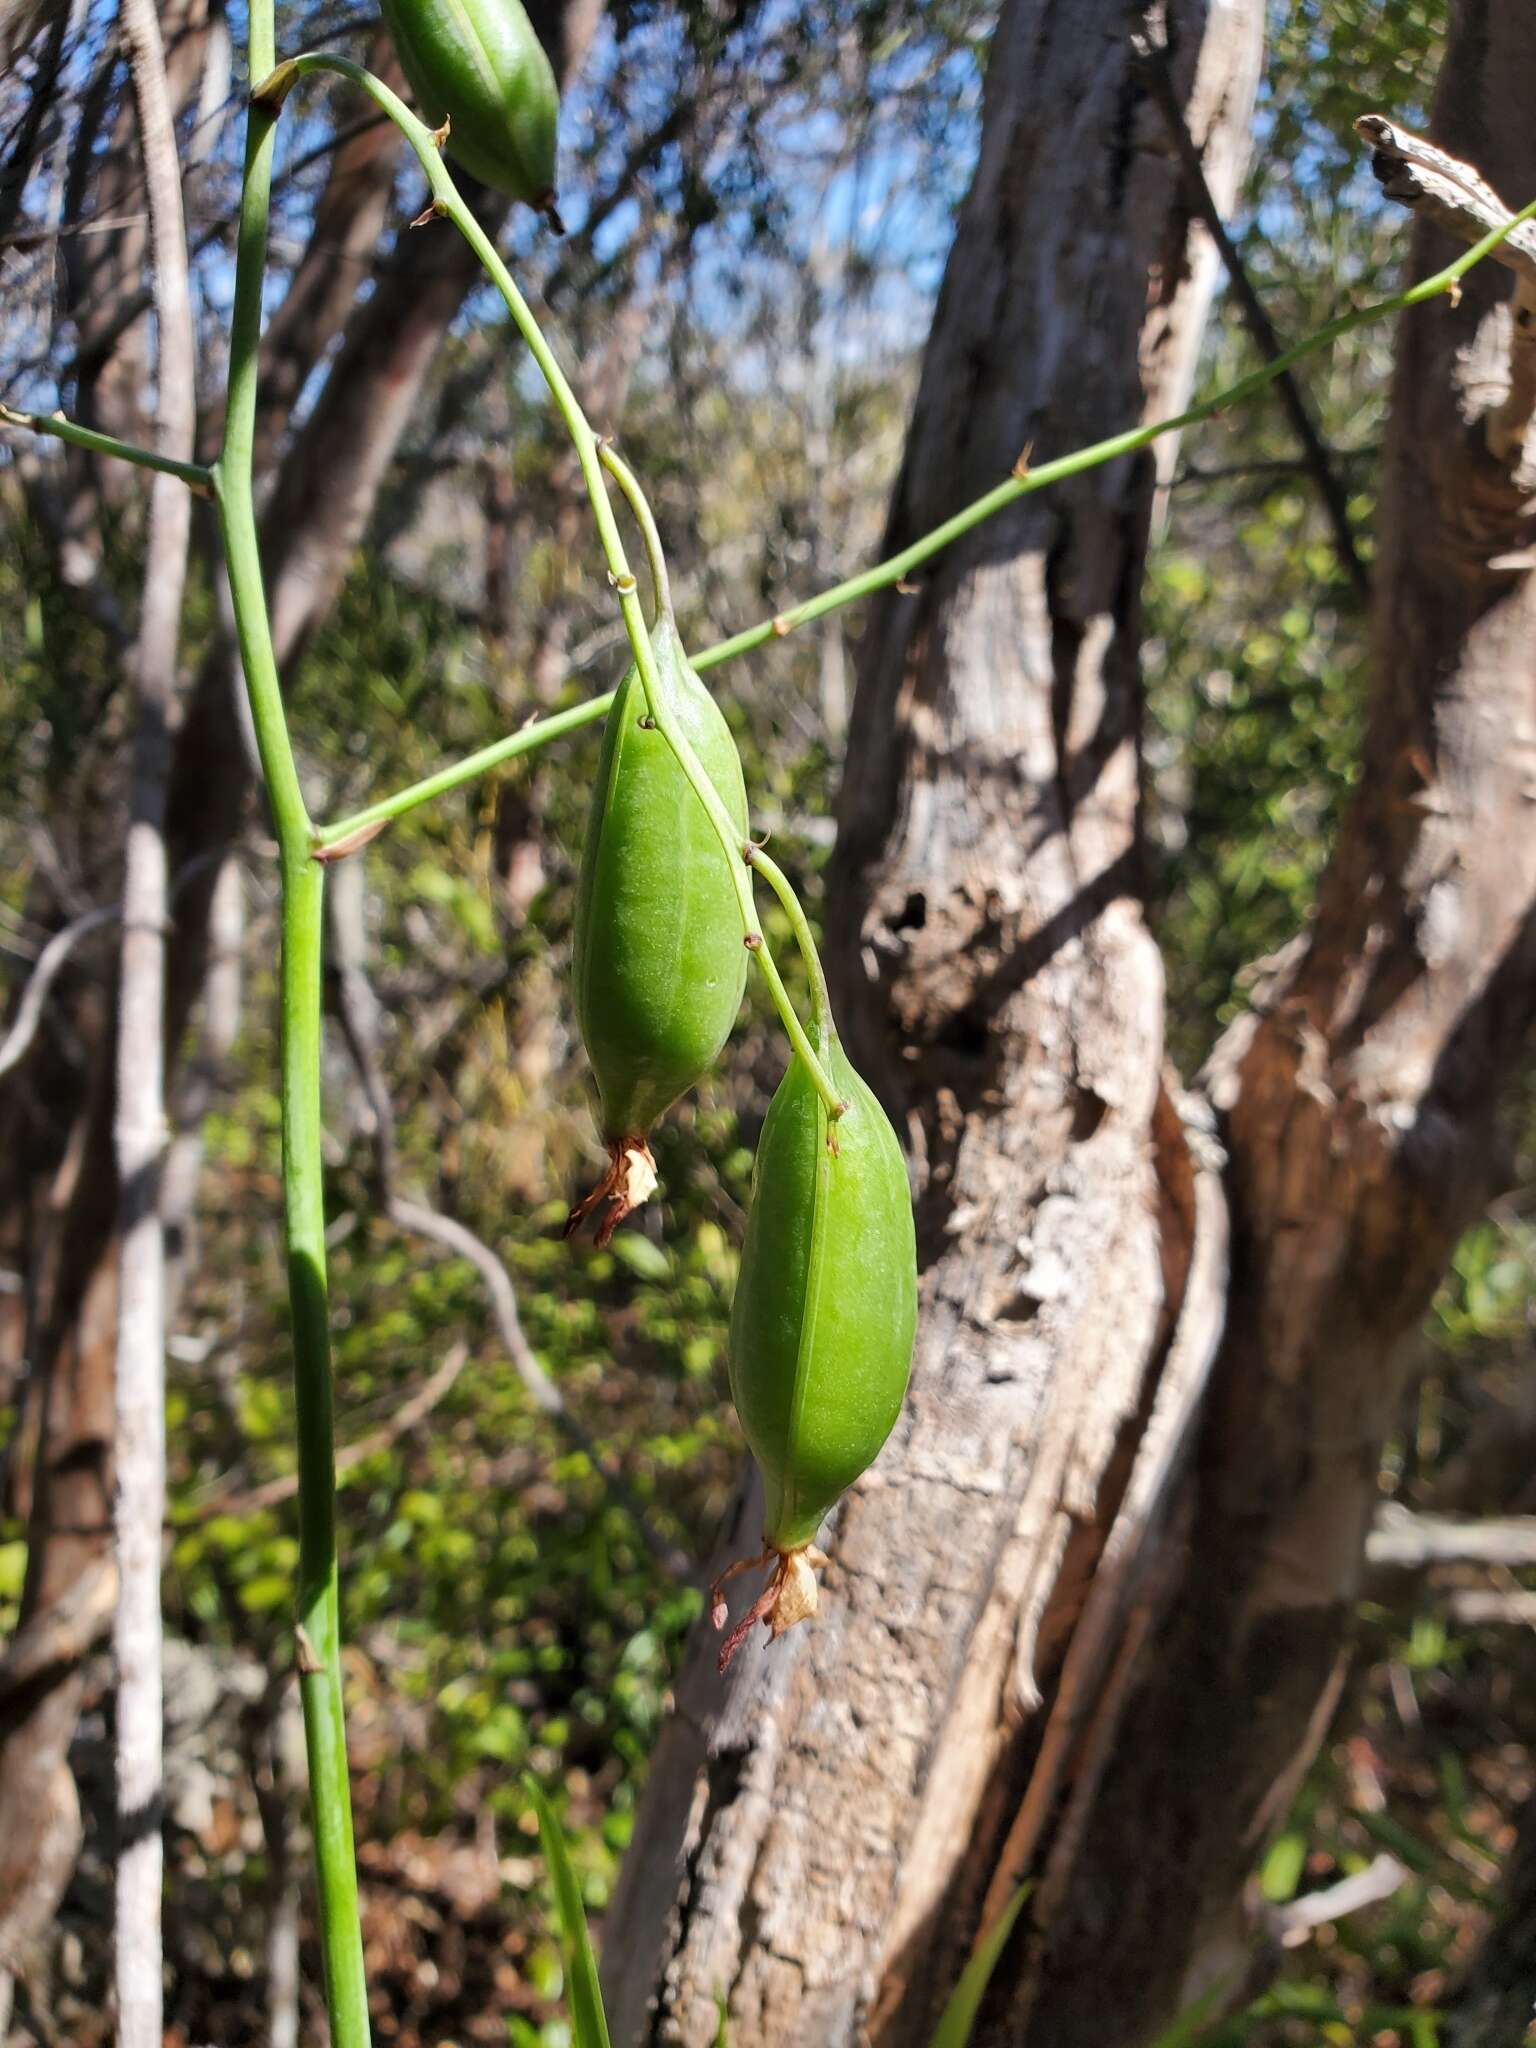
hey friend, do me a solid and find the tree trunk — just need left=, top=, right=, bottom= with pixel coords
left=606, top=2, right=1536, bottom=2042
left=111, top=0, right=198, bottom=2030
left=602, top=2, right=1263, bottom=2039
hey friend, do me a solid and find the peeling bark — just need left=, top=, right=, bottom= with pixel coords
left=1033, top=7, right=1536, bottom=2033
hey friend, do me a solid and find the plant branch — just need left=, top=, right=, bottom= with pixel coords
left=188, top=1342, right=471, bottom=1520
left=595, top=441, right=841, bottom=1112
left=745, top=845, right=833, bottom=1050
left=312, top=691, right=616, bottom=854
left=598, top=443, right=672, bottom=619
left=0, top=1555, right=117, bottom=1700
left=213, top=7, right=370, bottom=2040
left=34, top=148, right=1536, bottom=884
left=1135, top=32, right=1370, bottom=602
left=0, top=853, right=224, bottom=1088
left=112, top=0, right=198, bottom=2030
left=386, top=1197, right=690, bottom=1575
left=1267, top=1853, right=1408, bottom=1940
left=1446, top=1590, right=1536, bottom=1625
left=691, top=186, right=1536, bottom=671
left=1355, top=115, right=1536, bottom=284
left=0, top=402, right=213, bottom=490
left=1366, top=1506, right=1536, bottom=1569
left=1357, top=114, right=1536, bottom=461
left=0, top=905, right=117, bottom=1081
left=1170, top=449, right=1378, bottom=489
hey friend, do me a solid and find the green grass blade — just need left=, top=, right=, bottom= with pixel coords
left=928, top=1883, right=1031, bottom=2048
left=1144, top=1979, right=1233, bottom=2048
left=523, top=1774, right=613, bottom=2048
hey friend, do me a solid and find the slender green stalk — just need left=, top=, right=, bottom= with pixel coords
left=599, top=443, right=672, bottom=618
left=313, top=691, right=616, bottom=852
left=0, top=402, right=213, bottom=490
left=693, top=194, right=1536, bottom=672
left=746, top=845, right=834, bottom=1051
left=593, top=440, right=847, bottom=1105
left=24, top=85, right=1534, bottom=895
left=306, top=189, right=1536, bottom=853
left=597, top=446, right=843, bottom=1110
left=215, top=19, right=370, bottom=2048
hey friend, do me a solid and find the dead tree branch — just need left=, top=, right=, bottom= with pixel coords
left=1447, top=1589, right=1536, bottom=1625
left=1357, top=113, right=1536, bottom=461
left=1269, top=1854, right=1409, bottom=1940
left=111, top=0, right=197, bottom=2034
left=1138, top=31, right=1370, bottom=601
left=0, top=1555, right=116, bottom=1701
left=1366, top=1506, right=1536, bottom=1569
left=0, top=906, right=116, bottom=1082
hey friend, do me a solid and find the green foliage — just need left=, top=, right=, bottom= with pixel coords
left=928, top=1884, right=1032, bottom=2048
left=525, top=1774, right=613, bottom=2048
left=1143, top=0, right=1446, bottom=1064
left=513, top=1785, right=1030, bottom=2048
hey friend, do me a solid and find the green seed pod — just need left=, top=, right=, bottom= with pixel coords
left=714, top=1035, right=917, bottom=1666
left=566, top=613, right=750, bottom=1243
left=379, top=0, right=560, bottom=215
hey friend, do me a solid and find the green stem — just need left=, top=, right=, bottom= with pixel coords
left=313, top=691, right=616, bottom=853
left=0, top=402, right=214, bottom=490
left=746, top=845, right=835, bottom=1055
left=693, top=195, right=1536, bottom=672
left=266, top=52, right=845, bottom=1118
left=599, top=444, right=672, bottom=619
left=307, top=192, right=1536, bottom=851
left=215, top=26, right=370, bottom=2048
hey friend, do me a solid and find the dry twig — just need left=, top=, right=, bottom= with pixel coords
left=1138, top=32, right=1370, bottom=600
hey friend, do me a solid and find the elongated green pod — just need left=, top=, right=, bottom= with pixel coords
left=378, top=0, right=560, bottom=214
left=566, top=613, right=749, bottom=1243
left=715, top=1034, right=917, bottom=1665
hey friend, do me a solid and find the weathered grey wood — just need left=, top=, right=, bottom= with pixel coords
left=112, top=0, right=198, bottom=2032
left=1027, top=3, right=1536, bottom=2035
left=1367, top=1507, right=1536, bottom=1569
left=1356, top=112, right=1536, bottom=461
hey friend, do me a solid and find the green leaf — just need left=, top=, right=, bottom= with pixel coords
left=0, top=1541, right=27, bottom=1602
left=238, top=1572, right=292, bottom=1613
left=1259, top=1829, right=1307, bottom=1903
left=1145, top=1978, right=1235, bottom=2048
left=609, top=1232, right=671, bottom=1281
left=928, top=1883, right=1030, bottom=2048
left=524, top=1774, right=612, bottom=2048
